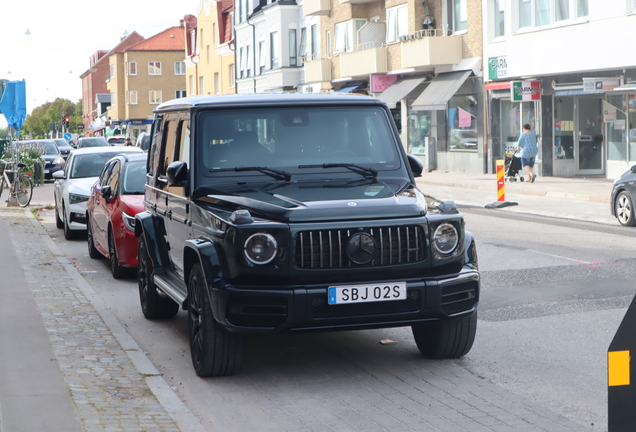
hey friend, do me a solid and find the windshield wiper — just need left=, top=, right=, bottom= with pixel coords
left=209, top=166, right=292, bottom=181
left=298, top=163, right=378, bottom=178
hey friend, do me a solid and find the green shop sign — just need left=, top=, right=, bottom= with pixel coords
left=488, top=56, right=507, bottom=80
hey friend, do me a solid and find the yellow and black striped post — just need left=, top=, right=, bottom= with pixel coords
left=608, top=294, right=636, bottom=430
left=496, top=159, right=505, bottom=202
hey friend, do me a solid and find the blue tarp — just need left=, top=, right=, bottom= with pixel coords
left=0, top=79, right=27, bottom=130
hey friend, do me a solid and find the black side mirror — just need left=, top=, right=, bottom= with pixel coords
left=101, top=185, right=112, bottom=201
left=166, top=161, right=188, bottom=187
left=407, top=154, right=423, bottom=178
left=630, top=165, right=636, bottom=174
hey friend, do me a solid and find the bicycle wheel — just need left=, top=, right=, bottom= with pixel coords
left=16, top=174, right=33, bottom=207
left=0, top=177, right=5, bottom=202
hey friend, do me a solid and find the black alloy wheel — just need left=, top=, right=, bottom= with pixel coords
left=188, top=263, right=244, bottom=377
left=137, top=236, right=178, bottom=319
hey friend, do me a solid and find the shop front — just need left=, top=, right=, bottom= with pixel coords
left=606, top=84, right=636, bottom=179
left=124, top=119, right=153, bottom=142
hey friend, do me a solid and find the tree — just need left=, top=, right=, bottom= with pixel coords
left=22, top=98, right=82, bottom=138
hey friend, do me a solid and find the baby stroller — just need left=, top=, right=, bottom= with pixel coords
left=505, top=151, right=524, bottom=182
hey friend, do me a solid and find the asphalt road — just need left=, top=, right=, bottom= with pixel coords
left=33, top=202, right=636, bottom=432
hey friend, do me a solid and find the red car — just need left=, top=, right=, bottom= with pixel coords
left=86, top=153, right=147, bottom=278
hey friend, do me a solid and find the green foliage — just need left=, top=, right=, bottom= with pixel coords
left=22, top=98, right=82, bottom=138
left=2, top=145, right=46, bottom=185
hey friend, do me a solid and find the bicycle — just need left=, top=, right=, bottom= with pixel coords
left=0, top=160, right=34, bottom=208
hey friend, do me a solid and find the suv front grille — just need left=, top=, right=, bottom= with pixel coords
left=294, top=225, right=425, bottom=269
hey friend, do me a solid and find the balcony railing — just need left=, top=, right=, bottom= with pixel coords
left=303, top=57, right=332, bottom=83
left=339, top=42, right=388, bottom=77
left=400, top=29, right=462, bottom=68
left=304, top=0, right=330, bottom=16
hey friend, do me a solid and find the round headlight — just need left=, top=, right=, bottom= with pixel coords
left=244, top=233, right=278, bottom=265
left=432, top=223, right=459, bottom=255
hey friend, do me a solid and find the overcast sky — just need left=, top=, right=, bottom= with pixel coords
left=0, top=0, right=200, bottom=128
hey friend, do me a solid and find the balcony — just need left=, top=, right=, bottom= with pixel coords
left=339, top=43, right=388, bottom=77
left=304, top=0, right=330, bottom=16
left=303, top=58, right=332, bottom=83
left=400, top=30, right=462, bottom=69
left=339, top=0, right=376, bottom=5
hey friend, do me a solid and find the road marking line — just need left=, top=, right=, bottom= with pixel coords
left=526, top=249, right=594, bottom=265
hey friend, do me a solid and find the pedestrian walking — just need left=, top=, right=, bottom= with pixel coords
left=516, top=123, right=538, bottom=182
left=124, top=137, right=133, bottom=146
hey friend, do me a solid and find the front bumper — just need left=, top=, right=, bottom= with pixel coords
left=209, top=267, right=479, bottom=334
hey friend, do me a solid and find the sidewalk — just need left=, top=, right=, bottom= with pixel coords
left=416, top=171, right=617, bottom=225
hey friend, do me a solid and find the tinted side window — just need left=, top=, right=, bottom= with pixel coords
left=106, top=161, right=121, bottom=195
left=148, top=117, right=163, bottom=177
left=99, top=161, right=115, bottom=186
left=159, top=118, right=179, bottom=177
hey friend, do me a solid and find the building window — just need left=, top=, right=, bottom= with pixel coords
left=199, top=76, right=205, bottom=94
left=174, top=61, right=186, bottom=75
left=270, top=32, right=279, bottom=69
left=229, top=64, right=235, bottom=88
left=215, top=73, right=220, bottom=95
left=207, top=45, right=210, bottom=66
left=246, top=45, right=251, bottom=77
left=299, top=28, right=307, bottom=59
left=326, top=30, right=331, bottom=58
left=109, top=64, right=115, bottom=80
left=127, top=62, right=137, bottom=76
left=310, top=24, right=318, bottom=59
left=258, top=41, right=266, bottom=74
left=149, top=90, right=162, bottom=104
left=494, top=0, right=505, bottom=37
left=239, top=47, right=245, bottom=79
left=386, top=4, right=408, bottom=43
left=189, top=75, right=195, bottom=95
left=175, top=90, right=187, bottom=98
left=289, top=29, right=297, bottom=65
left=334, top=19, right=366, bottom=54
left=447, top=0, right=467, bottom=32
left=149, top=61, right=162, bottom=76
left=518, top=0, right=588, bottom=30
left=111, top=92, right=116, bottom=107
left=129, top=91, right=138, bottom=105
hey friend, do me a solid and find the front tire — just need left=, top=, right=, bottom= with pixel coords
left=188, top=263, right=245, bottom=377
left=137, top=236, right=178, bottom=319
left=412, top=312, right=477, bottom=359
left=63, top=205, right=77, bottom=240
left=55, top=203, right=64, bottom=229
left=615, top=191, right=636, bottom=226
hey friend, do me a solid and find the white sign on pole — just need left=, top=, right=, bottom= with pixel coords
left=603, top=101, right=617, bottom=123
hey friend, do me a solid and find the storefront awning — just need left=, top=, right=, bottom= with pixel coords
left=378, top=77, right=427, bottom=109
left=555, top=89, right=585, bottom=96
left=335, top=84, right=363, bottom=93
left=412, top=70, right=471, bottom=111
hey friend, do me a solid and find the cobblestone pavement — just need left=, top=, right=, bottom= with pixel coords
left=0, top=207, right=202, bottom=432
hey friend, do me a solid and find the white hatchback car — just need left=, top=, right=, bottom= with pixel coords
left=53, top=146, right=143, bottom=240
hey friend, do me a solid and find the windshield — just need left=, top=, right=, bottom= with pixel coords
left=79, top=138, right=108, bottom=148
left=19, top=141, right=59, bottom=155
left=109, top=138, right=126, bottom=145
left=71, top=153, right=125, bottom=178
left=54, top=139, right=70, bottom=148
left=197, top=106, right=399, bottom=180
left=122, top=160, right=146, bottom=194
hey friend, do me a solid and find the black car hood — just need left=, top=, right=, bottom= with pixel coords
left=193, top=179, right=435, bottom=222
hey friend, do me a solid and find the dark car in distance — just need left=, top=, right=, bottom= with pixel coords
left=86, top=153, right=147, bottom=279
left=53, top=139, right=73, bottom=159
left=17, top=139, right=65, bottom=180
left=135, top=94, right=480, bottom=377
left=77, top=137, right=109, bottom=148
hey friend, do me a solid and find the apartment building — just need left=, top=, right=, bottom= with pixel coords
left=484, top=0, right=636, bottom=179
left=106, top=26, right=187, bottom=140
left=303, top=0, right=485, bottom=173
left=79, top=32, right=144, bottom=136
left=184, top=0, right=235, bottom=96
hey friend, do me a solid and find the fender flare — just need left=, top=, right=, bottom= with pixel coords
left=463, top=230, right=478, bottom=267
left=184, top=239, right=225, bottom=321
left=134, top=211, right=170, bottom=271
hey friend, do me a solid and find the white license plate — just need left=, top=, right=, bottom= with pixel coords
left=44, top=169, right=49, bottom=174
left=328, top=282, right=407, bottom=305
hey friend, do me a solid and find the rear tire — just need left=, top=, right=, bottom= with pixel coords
left=86, top=216, right=102, bottom=259
left=137, top=236, right=178, bottom=319
left=188, top=263, right=245, bottom=377
left=412, top=312, right=477, bottom=359
left=109, top=229, right=127, bottom=279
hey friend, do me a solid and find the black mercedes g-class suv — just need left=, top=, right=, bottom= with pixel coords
left=136, top=94, right=479, bottom=377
